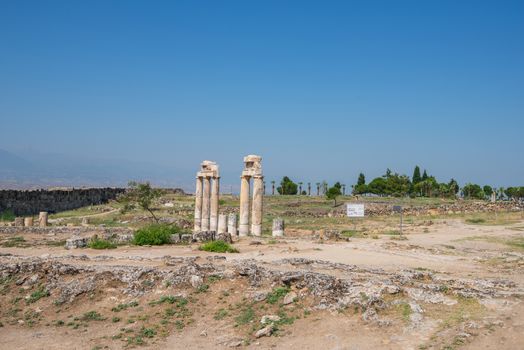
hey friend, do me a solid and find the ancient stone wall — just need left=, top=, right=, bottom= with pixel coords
left=0, top=188, right=126, bottom=216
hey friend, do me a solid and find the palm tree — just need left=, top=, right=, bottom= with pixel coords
left=307, top=182, right=311, bottom=196
left=271, top=181, right=276, bottom=195
left=316, top=183, right=321, bottom=196
left=298, top=182, right=303, bottom=195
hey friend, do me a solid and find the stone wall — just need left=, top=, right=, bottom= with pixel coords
left=0, top=188, right=126, bottom=216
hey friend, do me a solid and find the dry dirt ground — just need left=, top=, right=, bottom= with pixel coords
left=1, top=219, right=523, bottom=350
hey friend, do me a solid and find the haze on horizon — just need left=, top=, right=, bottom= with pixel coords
left=1, top=0, right=523, bottom=191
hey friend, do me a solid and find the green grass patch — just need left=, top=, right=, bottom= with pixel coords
left=235, top=306, right=254, bottom=326
left=214, top=308, right=229, bottom=320
left=26, top=286, right=49, bottom=304
left=466, top=218, right=486, bottom=224
left=2, top=236, right=28, bottom=248
left=133, top=223, right=180, bottom=246
left=88, top=237, right=117, bottom=249
left=266, top=286, right=290, bottom=304
left=149, top=295, right=188, bottom=307
left=81, top=311, right=106, bottom=321
left=199, top=240, right=239, bottom=253
left=111, top=301, right=139, bottom=312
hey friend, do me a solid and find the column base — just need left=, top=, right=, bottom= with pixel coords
left=239, top=224, right=249, bottom=237
left=251, top=224, right=262, bottom=236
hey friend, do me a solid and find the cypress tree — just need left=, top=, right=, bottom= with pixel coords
left=422, top=169, right=428, bottom=181
left=412, top=166, right=421, bottom=184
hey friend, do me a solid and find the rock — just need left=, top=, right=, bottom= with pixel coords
left=190, top=275, right=204, bottom=289
left=254, top=325, right=273, bottom=338
left=64, top=237, right=88, bottom=249
left=193, top=231, right=215, bottom=242
left=283, top=291, right=297, bottom=305
left=200, top=329, right=207, bottom=337
left=261, top=315, right=280, bottom=324
left=216, top=232, right=232, bottom=243
left=181, top=234, right=193, bottom=243
left=228, top=340, right=243, bottom=347
left=170, top=234, right=181, bottom=244
left=252, top=291, right=268, bottom=302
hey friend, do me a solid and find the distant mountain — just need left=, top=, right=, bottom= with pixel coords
left=0, top=148, right=193, bottom=190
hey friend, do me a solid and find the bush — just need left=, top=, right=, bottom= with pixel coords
left=88, top=237, right=117, bottom=249
left=133, top=224, right=181, bottom=246
left=0, top=210, right=15, bottom=222
left=199, top=240, right=239, bottom=253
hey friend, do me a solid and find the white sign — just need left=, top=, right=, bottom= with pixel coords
left=347, top=204, right=365, bottom=217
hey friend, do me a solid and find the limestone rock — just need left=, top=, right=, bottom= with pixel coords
left=283, top=291, right=297, bottom=305
left=254, top=325, right=273, bottom=338
left=190, top=275, right=204, bottom=289
left=261, top=315, right=280, bottom=324
left=65, top=237, right=88, bottom=249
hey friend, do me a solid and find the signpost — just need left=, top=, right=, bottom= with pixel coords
left=347, top=203, right=365, bottom=231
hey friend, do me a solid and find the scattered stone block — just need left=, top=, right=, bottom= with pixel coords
left=65, top=237, right=88, bottom=249
left=272, top=218, right=284, bottom=237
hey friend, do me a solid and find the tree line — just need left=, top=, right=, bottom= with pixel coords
left=272, top=166, right=523, bottom=201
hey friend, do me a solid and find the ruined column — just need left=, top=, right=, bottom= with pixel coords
left=194, top=176, right=203, bottom=232
left=24, top=217, right=33, bottom=227
left=217, top=214, right=227, bottom=234
left=201, top=176, right=211, bottom=231
left=239, top=175, right=250, bottom=237
left=38, top=212, right=48, bottom=227
left=251, top=175, right=264, bottom=236
left=272, top=218, right=284, bottom=237
left=210, top=177, right=220, bottom=232
left=14, top=217, right=24, bottom=227
left=227, top=213, right=237, bottom=236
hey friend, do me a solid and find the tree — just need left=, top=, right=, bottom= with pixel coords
left=483, top=185, right=493, bottom=198
left=326, top=185, right=342, bottom=207
left=277, top=176, right=298, bottom=195
left=316, top=183, right=321, bottom=196
left=412, top=166, right=422, bottom=185
left=462, top=183, right=484, bottom=200
left=448, top=179, right=459, bottom=197
left=354, top=173, right=367, bottom=194
left=422, top=170, right=428, bottom=181
left=307, top=182, right=311, bottom=196
left=118, top=181, right=162, bottom=223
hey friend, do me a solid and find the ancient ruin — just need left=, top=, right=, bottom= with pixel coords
left=193, top=161, right=220, bottom=233
left=239, top=155, right=264, bottom=236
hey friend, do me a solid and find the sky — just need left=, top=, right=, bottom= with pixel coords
left=0, top=0, right=523, bottom=190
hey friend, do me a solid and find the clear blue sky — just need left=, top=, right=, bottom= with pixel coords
left=1, top=0, right=523, bottom=189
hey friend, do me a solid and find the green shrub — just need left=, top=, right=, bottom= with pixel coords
left=88, top=237, right=117, bottom=249
left=199, top=240, right=239, bottom=253
left=26, top=286, right=49, bottom=304
left=133, top=224, right=180, bottom=246
left=266, top=286, right=290, bottom=304
left=0, top=210, right=15, bottom=222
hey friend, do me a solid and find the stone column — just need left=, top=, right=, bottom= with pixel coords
left=194, top=176, right=203, bottom=232
left=251, top=175, right=264, bottom=236
left=210, top=177, right=220, bottom=232
left=24, top=217, right=33, bottom=227
left=14, top=217, right=24, bottom=227
left=272, top=218, right=284, bottom=237
left=217, top=214, right=227, bottom=234
left=239, top=176, right=250, bottom=236
left=201, top=176, right=211, bottom=231
left=38, top=212, right=48, bottom=227
left=227, top=213, right=237, bottom=236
